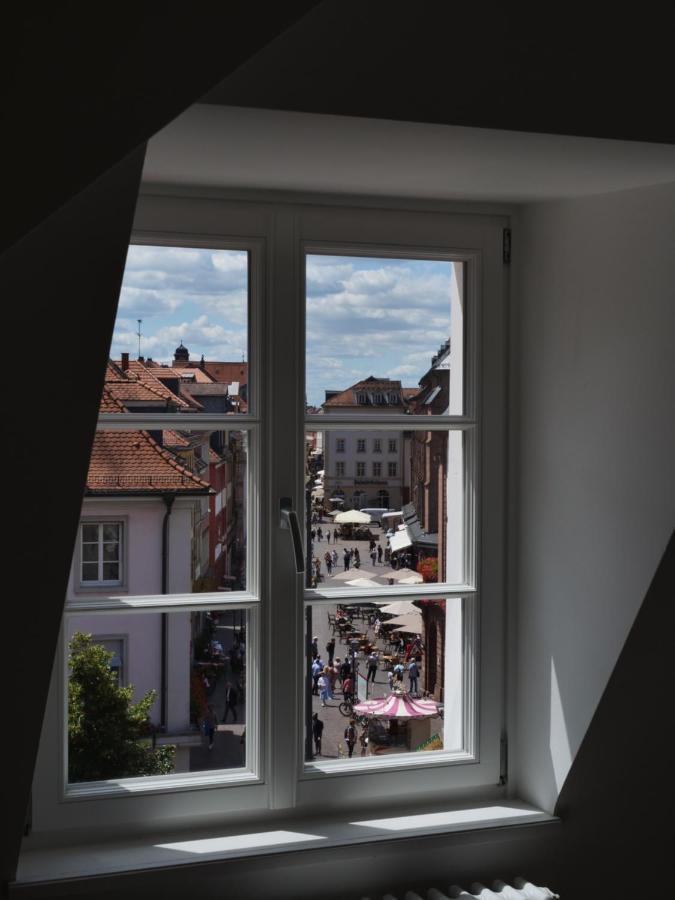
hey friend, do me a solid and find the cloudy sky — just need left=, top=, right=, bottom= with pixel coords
left=113, top=246, right=453, bottom=406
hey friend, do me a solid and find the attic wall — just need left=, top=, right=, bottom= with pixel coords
left=512, top=181, right=675, bottom=812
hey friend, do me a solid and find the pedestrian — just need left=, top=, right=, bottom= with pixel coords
left=317, top=526, right=323, bottom=541
left=374, top=615, right=381, bottom=636
left=326, top=637, right=335, bottom=665
left=334, top=656, right=343, bottom=687
left=370, top=549, right=377, bottom=566
left=377, top=544, right=383, bottom=563
left=340, top=657, right=352, bottom=682
left=331, top=549, right=338, bottom=568
left=393, top=661, right=405, bottom=684
left=353, top=548, right=360, bottom=567
left=359, top=725, right=369, bottom=757
left=326, top=529, right=331, bottom=544
left=344, top=720, right=357, bottom=758
left=312, top=656, right=324, bottom=693
left=311, top=528, right=316, bottom=542
left=387, top=669, right=394, bottom=690
left=333, top=528, right=339, bottom=542
left=342, top=674, right=354, bottom=704
left=222, top=681, right=239, bottom=723
left=312, top=712, right=324, bottom=756
left=367, top=650, right=378, bottom=683
left=369, top=539, right=375, bottom=552
left=314, top=557, right=321, bottom=580
left=202, top=704, right=218, bottom=750
left=343, top=549, right=350, bottom=571
left=318, top=668, right=331, bottom=706
left=311, top=635, right=318, bottom=659
left=324, top=550, right=332, bottom=575
left=408, top=657, right=419, bottom=694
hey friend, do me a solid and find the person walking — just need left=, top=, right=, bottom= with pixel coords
left=324, top=550, right=333, bottom=575
left=312, top=712, right=324, bottom=756
left=222, top=681, right=239, bottom=723
left=326, top=637, right=336, bottom=665
left=317, top=526, right=323, bottom=541
left=353, top=547, right=360, bottom=568
left=370, top=548, right=377, bottom=566
left=342, top=674, right=354, bottom=704
left=331, top=548, right=338, bottom=569
left=333, top=528, right=339, bottom=543
left=203, top=704, right=218, bottom=750
left=377, top=544, right=383, bottom=563
left=359, top=725, right=369, bottom=757
left=318, top=668, right=331, bottom=706
left=311, top=656, right=323, bottom=694
left=344, top=720, right=357, bottom=758
left=311, top=636, right=319, bottom=659
left=366, top=650, right=378, bottom=683
left=326, top=529, right=331, bottom=544
left=408, top=657, right=419, bottom=695
left=343, top=549, right=350, bottom=571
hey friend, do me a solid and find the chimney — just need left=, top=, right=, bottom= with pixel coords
left=121, top=352, right=129, bottom=371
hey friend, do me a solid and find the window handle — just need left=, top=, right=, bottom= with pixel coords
left=279, top=497, right=304, bottom=574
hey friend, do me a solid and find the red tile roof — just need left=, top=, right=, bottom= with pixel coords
left=86, top=430, right=212, bottom=495
left=322, top=376, right=411, bottom=409
left=110, top=360, right=192, bottom=409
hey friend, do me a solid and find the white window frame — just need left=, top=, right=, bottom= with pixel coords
left=387, top=461, right=398, bottom=477
left=31, top=192, right=507, bottom=843
left=76, top=517, right=127, bottom=591
left=356, top=461, right=366, bottom=477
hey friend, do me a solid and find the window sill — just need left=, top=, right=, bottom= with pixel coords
left=15, top=800, right=558, bottom=889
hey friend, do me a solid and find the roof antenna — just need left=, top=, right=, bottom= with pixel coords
left=137, top=319, right=143, bottom=359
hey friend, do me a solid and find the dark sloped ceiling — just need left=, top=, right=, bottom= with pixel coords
left=204, top=1, right=675, bottom=145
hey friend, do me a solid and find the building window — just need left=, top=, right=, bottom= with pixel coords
left=377, top=489, right=389, bottom=507
left=80, top=522, right=123, bottom=585
left=34, top=194, right=506, bottom=847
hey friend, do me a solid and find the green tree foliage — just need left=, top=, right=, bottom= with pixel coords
left=68, top=632, right=175, bottom=782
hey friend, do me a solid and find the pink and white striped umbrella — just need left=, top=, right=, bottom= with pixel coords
left=353, top=690, right=440, bottom=719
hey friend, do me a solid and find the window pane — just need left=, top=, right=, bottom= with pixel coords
left=102, top=524, right=120, bottom=542
left=102, top=543, right=119, bottom=561
left=66, top=608, right=249, bottom=784
left=105, top=245, right=249, bottom=415
left=81, top=563, right=99, bottom=582
left=82, top=544, right=98, bottom=563
left=102, top=562, right=120, bottom=582
left=74, top=428, right=248, bottom=595
left=305, top=429, right=465, bottom=589
left=306, top=254, right=464, bottom=416
left=305, top=599, right=459, bottom=762
left=81, top=524, right=98, bottom=543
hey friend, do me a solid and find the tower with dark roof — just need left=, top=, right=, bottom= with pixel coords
left=173, top=341, right=190, bottom=365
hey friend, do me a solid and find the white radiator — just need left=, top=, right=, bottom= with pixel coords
left=366, top=876, right=560, bottom=900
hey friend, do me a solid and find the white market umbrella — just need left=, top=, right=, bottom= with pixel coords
left=334, top=510, right=372, bottom=524
left=383, top=612, right=423, bottom=633
left=376, top=600, right=419, bottom=615
left=397, top=572, right=424, bottom=584
left=345, top=577, right=380, bottom=588
left=384, top=567, right=419, bottom=582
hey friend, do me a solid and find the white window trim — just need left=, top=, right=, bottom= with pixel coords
left=76, top=516, right=128, bottom=592
left=29, top=191, right=508, bottom=847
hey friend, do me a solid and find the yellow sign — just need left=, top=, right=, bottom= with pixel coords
left=416, top=732, right=443, bottom=752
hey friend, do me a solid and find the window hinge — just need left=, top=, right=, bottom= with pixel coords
left=502, top=227, right=512, bottom=265
left=499, top=733, right=508, bottom=785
